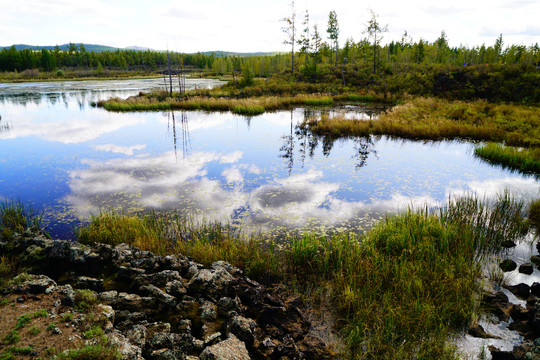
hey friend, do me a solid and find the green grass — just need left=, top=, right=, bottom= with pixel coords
left=286, top=193, right=527, bottom=359
left=77, top=212, right=281, bottom=281
left=74, top=193, right=529, bottom=359
left=0, top=346, right=34, bottom=360
left=0, top=199, right=44, bottom=236
left=53, top=345, right=122, bottom=360
left=474, top=143, right=540, bottom=175
left=2, top=330, right=20, bottom=345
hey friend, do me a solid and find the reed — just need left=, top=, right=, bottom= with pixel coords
left=72, top=194, right=529, bottom=359
left=0, top=199, right=43, bottom=237
left=474, top=143, right=540, bottom=175
left=306, top=97, right=540, bottom=147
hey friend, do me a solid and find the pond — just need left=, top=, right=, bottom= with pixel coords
left=0, top=79, right=538, bottom=242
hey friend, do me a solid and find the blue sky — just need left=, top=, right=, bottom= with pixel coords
left=1, top=0, right=538, bottom=52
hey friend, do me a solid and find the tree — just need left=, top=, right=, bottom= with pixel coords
left=435, top=30, right=449, bottom=63
left=298, top=9, right=311, bottom=63
left=281, top=0, right=296, bottom=76
left=311, top=24, right=322, bottom=62
left=365, top=9, right=388, bottom=74
left=413, top=39, right=426, bottom=64
left=494, top=34, right=504, bottom=63
left=326, top=10, right=339, bottom=66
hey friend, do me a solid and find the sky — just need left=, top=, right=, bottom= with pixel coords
left=1, top=0, right=539, bottom=53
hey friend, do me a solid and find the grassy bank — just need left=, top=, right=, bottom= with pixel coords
left=98, top=94, right=337, bottom=115
left=67, top=194, right=529, bottom=359
left=474, top=143, right=540, bottom=175
left=305, top=97, right=540, bottom=148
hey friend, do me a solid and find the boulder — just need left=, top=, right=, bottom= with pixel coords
left=200, top=334, right=250, bottom=360
left=500, top=259, right=517, bottom=272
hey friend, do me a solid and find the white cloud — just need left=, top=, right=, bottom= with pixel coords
left=93, top=144, right=146, bottom=155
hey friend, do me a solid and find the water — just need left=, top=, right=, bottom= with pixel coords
left=0, top=79, right=538, bottom=241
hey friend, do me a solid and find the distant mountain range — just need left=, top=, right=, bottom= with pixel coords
left=0, top=44, right=278, bottom=57
left=0, top=43, right=152, bottom=52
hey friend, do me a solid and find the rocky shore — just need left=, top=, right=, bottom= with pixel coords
left=0, top=232, right=331, bottom=359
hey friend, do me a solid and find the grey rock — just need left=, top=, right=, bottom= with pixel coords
left=74, top=276, right=104, bottom=292
left=200, top=301, right=218, bottom=322
left=14, top=274, right=56, bottom=294
left=165, top=280, right=187, bottom=298
left=228, top=315, right=256, bottom=345
left=188, top=266, right=234, bottom=297
left=151, top=348, right=185, bottom=360
left=199, top=334, right=250, bottom=360
left=109, top=330, right=144, bottom=360
left=139, top=284, right=177, bottom=308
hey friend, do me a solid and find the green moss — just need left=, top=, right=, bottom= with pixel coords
left=2, top=330, right=20, bottom=344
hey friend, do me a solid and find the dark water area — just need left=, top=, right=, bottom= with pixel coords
left=0, top=79, right=538, bottom=240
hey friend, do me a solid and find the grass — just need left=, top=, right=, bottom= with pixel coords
left=73, top=193, right=529, bottom=359
left=305, top=97, right=540, bottom=147
left=530, top=198, right=540, bottom=227
left=2, top=330, right=20, bottom=345
left=0, top=199, right=44, bottom=237
left=286, top=193, right=527, bottom=359
left=76, top=212, right=281, bottom=281
left=98, top=92, right=384, bottom=114
left=53, top=345, right=122, bottom=360
left=474, top=143, right=540, bottom=175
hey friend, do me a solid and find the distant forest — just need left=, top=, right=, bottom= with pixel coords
left=1, top=33, right=539, bottom=76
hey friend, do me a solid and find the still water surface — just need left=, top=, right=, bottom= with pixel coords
left=0, top=78, right=538, bottom=240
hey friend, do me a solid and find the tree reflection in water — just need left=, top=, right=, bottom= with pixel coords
left=0, top=115, right=9, bottom=134
left=168, top=111, right=191, bottom=160
left=280, top=109, right=378, bottom=174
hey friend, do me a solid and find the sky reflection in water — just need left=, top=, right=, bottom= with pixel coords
left=0, top=79, right=538, bottom=239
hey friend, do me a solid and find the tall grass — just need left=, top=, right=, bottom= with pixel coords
left=286, top=194, right=528, bottom=359
left=306, top=97, right=540, bottom=147
left=530, top=198, right=540, bottom=227
left=474, top=143, right=540, bottom=175
left=71, top=194, right=529, bottom=359
left=76, top=212, right=280, bottom=281
left=0, top=199, right=43, bottom=237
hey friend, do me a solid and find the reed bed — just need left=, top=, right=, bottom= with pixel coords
left=68, top=193, right=530, bottom=359
left=474, top=143, right=540, bottom=174
left=0, top=199, right=43, bottom=238
left=306, top=97, right=540, bottom=147
left=99, top=93, right=371, bottom=114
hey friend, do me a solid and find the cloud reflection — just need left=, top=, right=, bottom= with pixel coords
left=65, top=150, right=447, bottom=234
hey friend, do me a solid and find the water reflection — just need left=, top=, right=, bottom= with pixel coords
left=0, top=116, right=9, bottom=134
left=168, top=111, right=191, bottom=160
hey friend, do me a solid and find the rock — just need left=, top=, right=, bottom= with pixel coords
left=150, top=348, right=185, bottom=360
left=139, top=284, right=177, bottom=309
left=217, top=297, right=242, bottom=316
left=109, top=330, right=144, bottom=360
left=200, top=301, right=218, bottom=322
left=500, top=259, right=518, bottom=272
left=502, top=240, right=517, bottom=248
left=532, top=256, right=540, bottom=268
left=125, top=324, right=147, bottom=348
left=504, top=283, right=531, bottom=299
left=531, top=283, right=540, bottom=297
left=134, top=270, right=182, bottom=288
left=14, top=274, right=56, bottom=294
left=188, top=265, right=234, bottom=298
left=468, top=324, right=495, bottom=339
left=165, top=280, right=187, bottom=298
left=200, top=334, right=250, bottom=360
left=73, top=276, right=104, bottom=292
left=228, top=315, right=256, bottom=345
left=483, top=291, right=512, bottom=321
left=489, top=345, right=516, bottom=360
left=520, top=263, right=535, bottom=275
